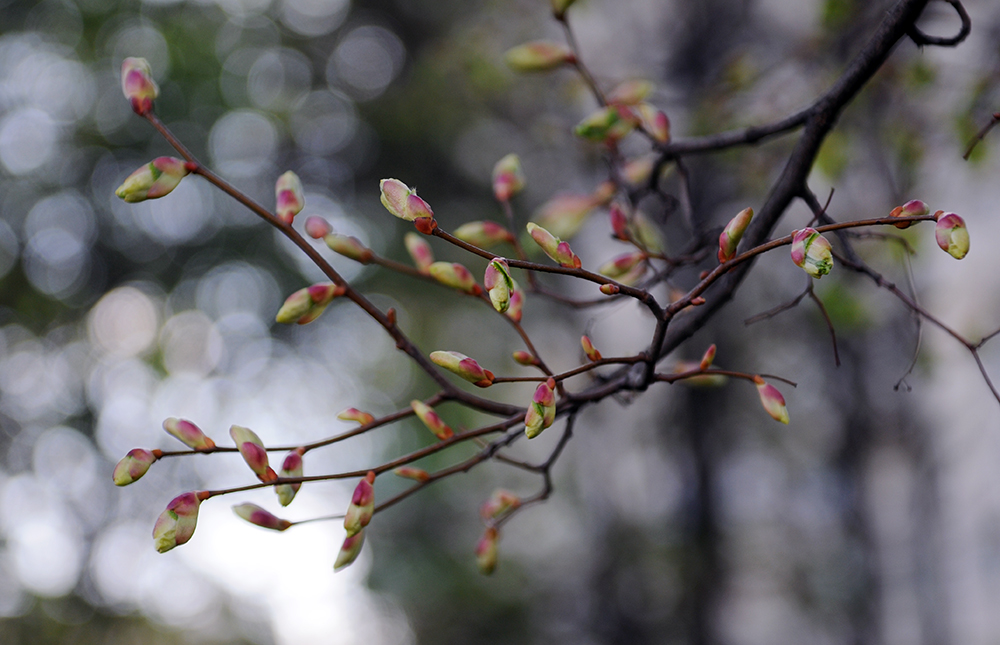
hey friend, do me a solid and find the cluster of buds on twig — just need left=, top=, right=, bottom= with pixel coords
left=525, top=378, right=557, bottom=439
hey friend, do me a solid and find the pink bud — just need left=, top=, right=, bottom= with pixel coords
left=699, top=344, right=716, bottom=371
left=598, top=251, right=646, bottom=280
left=113, top=448, right=159, bottom=486
left=275, top=449, right=304, bottom=507
left=535, top=194, right=598, bottom=239
left=337, top=408, right=376, bottom=425
left=115, top=157, right=190, bottom=203
left=233, top=503, right=292, bottom=531
left=162, top=417, right=216, bottom=451
left=607, top=79, right=654, bottom=106
left=609, top=204, right=630, bottom=240
left=480, top=490, right=521, bottom=521
left=407, top=193, right=434, bottom=221
left=505, top=280, right=524, bottom=323
left=527, top=223, right=582, bottom=268
left=152, top=491, right=204, bottom=553
left=484, top=258, right=514, bottom=314
left=452, top=221, right=515, bottom=249
left=581, top=336, right=602, bottom=362
left=430, top=350, right=494, bottom=387
left=324, top=234, right=372, bottom=262
left=380, top=178, right=434, bottom=222
left=790, top=228, right=833, bottom=278
left=492, top=154, right=525, bottom=202
left=275, top=171, right=304, bottom=225
left=121, top=57, right=159, bottom=115
left=620, top=157, right=656, bottom=187
left=718, top=207, right=754, bottom=263
left=574, top=105, right=639, bottom=143
left=304, top=216, right=332, bottom=238
left=889, top=199, right=930, bottom=229
left=275, top=283, right=344, bottom=325
left=673, top=361, right=728, bottom=387
left=428, top=262, right=481, bottom=294
left=230, top=425, right=276, bottom=483
left=504, top=41, right=574, bottom=72
left=411, top=400, right=453, bottom=440
left=334, top=528, right=365, bottom=571
left=524, top=381, right=556, bottom=439
left=393, top=466, right=431, bottom=482
left=753, top=376, right=789, bottom=424
left=344, top=471, right=376, bottom=537
left=600, top=283, right=620, bottom=295
left=934, top=212, right=969, bottom=259
left=636, top=103, right=671, bottom=144
left=404, top=232, right=435, bottom=273
left=512, top=350, right=537, bottom=366
left=476, top=528, right=499, bottom=575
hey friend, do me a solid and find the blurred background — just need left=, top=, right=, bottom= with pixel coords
left=0, top=0, right=999, bottom=643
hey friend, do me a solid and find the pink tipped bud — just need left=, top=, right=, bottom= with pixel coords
left=476, top=528, right=499, bottom=575
left=790, top=228, right=833, bottom=278
left=505, top=280, right=524, bottom=323
left=452, top=221, right=515, bottom=249
left=115, top=157, right=189, bottom=203
left=344, top=471, right=376, bottom=537
left=581, top=336, right=602, bottom=362
left=304, top=216, right=332, bottom=239
left=889, top=199, right=930, bottom=229
left=753, top=376, right=789, bottom=424
left=480, top=490, right=521, bottom=521
left=162, top=417, right=216, bottom=451
left=699, top=344, right=716, bottom=371
left=718, top=207, right=754, bottom=263
left=672, top=361, right=728, bottom=387
left=113, top=448, right=159, bottom=486
left=592, top=181, right=617, bottom=206
left=393, top=466, right=431, bottom=482
left=636, top=103, right=671, bottom=144
left=512, top=350, right=537, bottom=366
left=233, top=503, right=292, bottom=531
left=527, top=223, right=582, bottom=268
left=608, top=79, right=654, bottom=106
left=535, top=194, right=598, bottom=239
left=275, top=283, right=343, bottom=325
left=411, top=400, right=453, bottom=440
left=600, top=283, right=620, bottom=295
left=337, top=408, right=376, bottom=425
left=121, top=57, right=159, bottom=115
left=610, top=204, right=630, bottom=240
left=484, top=258, right=514, bottom=313
left=229, top=425, right=276, bottom=482
left=504, top=41, right=574, bottom=72
left=152, top=491, right=204, bottom=553
left=492, top=153, right=526, bottom=202
left=598, top=251, right=646, bottom=279
left=334, top=528, right=365, bottom=571
left=430, top=350, right=494, bottom=387
left=620, top=157, right=656, bottom=187
left=275, top=171, right=304, bottom=225
left=428, top=262, right=480, bottom=294
left=934, top=213, right=969, bottom=259
left=275, top=449, right=304, bottom=506
left=574, top=105, right=639, bottom=143
left=524, top=381, right=556, bottom=439
left=404, top=232, right=435, bottom=273
left=380, top=178, right=434, bottom=222
left=324, top=234, right=372, bottom=262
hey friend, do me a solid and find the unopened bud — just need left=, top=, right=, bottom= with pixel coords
left=535, top=194, right=598, bottom=239
left=411, top=400, right=453, bottom=440
left=393, top=466, right=431, bottom=482
left=631, top=211, right=664, bottom=253
left=121, top=57, right=158, bottom=115
left=512, top=350, right=537, bottom=366
left=607, top=79, right=654, bottom=106
left=116, top=157, right=190, bottom=203
left=598, top=251, right=646, bottom=280
left=636, top=103, right=671, bottom=144
left=592, top=180, right=617, bottom=205
left=699, top=344, right=716, bottom=371
left=337, top=408, right=376, bottom=425
left=480, top=490, right=521, bottom=521
left=753, top=376, right=789, bottom=424
left=113, top=448, right=159, bottom=486
left=581, top=335, right=602, bottom=361
left=610, top=204, right=630, bottom=240
left=476, top=528, right=499, bottom=575
left=380, top=178, right=434, bottom=222
left=275, top=171, right=304, bottom=225
left=275, top=283, right=344, bottom=325
left=527, top=223, right=582, bottom=268
left=889, top=199, right=930, bottom=229
left=344, top=471, right=376, bottom=537
left=691, top=296, right=706, bottom=306
left=324, top=234, right=372, bottom=262
left=492, top=154, right=525, bottom=202
left=574, top=105, right=639, bottom=143
left=718, top=207, right=754, bottom=263
left=506, top=280, right=524, bottom=323
left=230, top=425, right=277, bottom=483
left=620, top=156, right=656, bottom=187
left=275, top=449, right=304, bottom=506
left=524, top=381, right=556, bottom=439
left=484, top=258, right=514, bottom=313
left=600, top=283, right=620, bottom=295
left=790, top=228, right=833, bottom=278
left=233, top=503, right=292, bottom=531
left=934, top=212, right=969, bottom=259
left=152, top=491, right=204, bottom=553
left=404, top=232, right=434, bottom=273
left=504, top=41, right=574, bottom=72
left=429, top=262, right=480, bottom=294
left=453, top=221, right=515, bottom=249
left=673, top=361, right=728, bottom=387
left=430, top=350, right=494, bottom=387
left=334, top=528, right=365, bottom=571
left=163, top=417, right=216, bottom=451
left=304, top=216, right=331, bottom=239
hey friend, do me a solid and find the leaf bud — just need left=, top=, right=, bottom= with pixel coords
left=121, top=57, right=158, bottom=115
left=600, top=283, right=620, bottom=295
left=411, top=400, right=453, bottom=440
left=718, top=207, right=754, bottom=263
left=337, top=408, right=376, bottom=425
left=275, top=283, right=344, bottom=325
left=380, top=178, right=434, bottom=222
left=505, top=280, right=524, bottom=323
left=699, top=344, right=716, bottom=371
left=484, top=258, right=514, bottom=313
left=607, top=79, right=654, bottom=106
left=113, top=448, right=159, bottom=486
left=574, top=105, right=639, bottom=143
left=476, top=528, right=499, bottom=575
left=430, top=350, right=494, bottom=387
left=934, top=212, right=969, bottom=259
left=753, top=376, right=789, bottom=424
left=581, top=335, right=602, bottom=362
left=334, top=528, right=365, bottom=571
left=162, top=417, right=216, bottom=451
left=480, top=490, right=521, bottom=521
left=230, top=425, right=277, bottom=483
left=524, top=381, right=556, bottom=439
left=275, top=449, right=304, bottom=506
left=636, top=103, right=671, bottom=143
left=152, top=491, right=206, bottom=553
left=275, top=171, right=304, bottom=225
left=504, top=41, right=574, bottom=72
left=304, top=216, right=332, bottom=239
left=790, top=228, right=833, bottom=278
left=512, top=350, right=537, bottom=366
left=428, top=262, right=481, bottom=294
left=452, top=221, right=515, bottom=249
left=115, top=157, right=190, bottom=203
left=233, top=503, right=292, bottom=531
left=404, top=232, right=435, bottom=273
left=492, top=153, right=526, bottom=202
left=527, top=223, right=582, bottom=268
left=888, top=199, right=930, bottom=229
left=393, top=466, right=431, bottom=482
left=324, top=234, right=372, bottom=262
left=344, top=471, right=376, bottom=537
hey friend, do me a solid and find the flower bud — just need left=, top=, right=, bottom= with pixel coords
left=380, top=178, right=434, bottom=222
left=527, top=223, right=582, bottom=268
left=504, top=41, right=574, bottom=72
left=324, top=234, right=372, bottom=262
left=636, top=103, right=671, bottom=144
left=480, top=490, right=521, bottom=521
left=334, top=529, right=365, bottom=571
left=598, top=251, right=646, bottom=280
left=275, top=283, right=344, bottom=325
left=512, top=350, right=537, bottom=366
left=592, top=180, right=617, bottom=206
left=506, top=280, right=524, bottom=323
left=452, top=221, right=515, bottom=249
left=163, top=417, right=216, bottom=451
left=152, top=491, right=204, bottom=553
left=275, top=449, right=304, bottom=506
left=476, top=528, right=499, bottom=575
left=581, top=336, right=602, bottom=361
left=934, top=212, right=969, bottom=259
left=275, top=171, right=304, bottom=225
left=790, top=228, right=833, bottom=279
left=718, top=207, right=754, bottom=263
left=430, top=350, right=494, bottom=387
left=121, top=57, right=158, bottom=115
left=673, top=361, right=728, bottom=387
left=524, top=381, right=556, bottom=439
left=115, top=157, right=190, bottom=203
left=608, top=79, right=654, bottom=106
left=620, top=156, right=657, bottom=187
left=631, top=211, right=664, bottom=253
left=889, top=199, right=930, bottom=229
left=574, top=105, right=639, bottom=143
left=753, top=376, right=789, bottom=424
left=233, top=503, right=292, bottom=531
left=609, top=204, right=630, bottom=241
left=411, top=400, right=453, bottom=440
left=429, top=262, right=480, bottom=294
left=600, top=283, right=619, bottom=295
left=337, top=408, right=375, bottom=425
left=304, top=216, right=331, bottom=239
left=404, top=232, right=434, bottom=273
left=393, top=466, right=431, bottom=482
left=699, top=344, right=716, bottom=371
left=535, top=194, right=598, bottom=239
left=344, top=471, right=376, bottom=537
left=492, top=153, right=526, bottom=202
left=230, top=425, right=277, bottom=483
left=484, top=258, right=514, bottom=313
left=113, top=448, right=159, bottom=486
